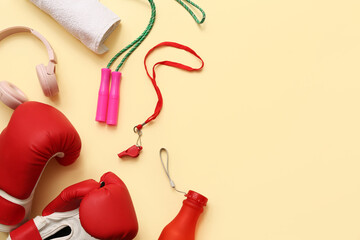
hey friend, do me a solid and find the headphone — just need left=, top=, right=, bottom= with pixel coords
left=0, top=26, right=59, bottom=109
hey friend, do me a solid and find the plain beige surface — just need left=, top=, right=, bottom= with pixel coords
left=1, top=0, right=360, bottom=239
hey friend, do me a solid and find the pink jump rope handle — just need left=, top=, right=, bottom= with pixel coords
left=96, top=68, right=111, bottom=122
left=106, top=71, right=121, bottom=125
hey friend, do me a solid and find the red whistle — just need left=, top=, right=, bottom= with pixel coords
left=118, top=145, right=143, bottom=158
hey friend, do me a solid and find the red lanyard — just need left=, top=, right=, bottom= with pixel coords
left=118, top=42, right=204, bottom=158
left=136, top=41, right=204, bottom=131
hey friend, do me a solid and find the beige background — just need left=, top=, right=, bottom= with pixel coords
left=1, top=0, right=360, bottom=239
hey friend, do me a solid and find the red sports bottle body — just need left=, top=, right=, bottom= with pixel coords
left=159, top=191, right=208, bottom=240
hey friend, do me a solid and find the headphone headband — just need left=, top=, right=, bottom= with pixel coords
left=0, top=26, right=56, bottom=63
left=0, top=26, right=59, bottom=109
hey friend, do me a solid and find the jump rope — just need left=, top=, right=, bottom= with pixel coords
left=96, top=0, right=206, bottom=125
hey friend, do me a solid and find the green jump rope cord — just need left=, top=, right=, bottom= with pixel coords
left=107, top=0, right=156, bottom=71
left=175, top=0, right=206, bottom=24
left=107, top=0, right=206, bottom=72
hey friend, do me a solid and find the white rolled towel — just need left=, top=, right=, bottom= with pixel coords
left=30, top=0, right=121, bottom=54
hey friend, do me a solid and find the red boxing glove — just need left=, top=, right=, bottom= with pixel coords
left=0, top=102, right=81, bottom=232
left=8, top=172, right=138, bottom=240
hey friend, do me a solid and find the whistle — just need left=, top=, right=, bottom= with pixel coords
left=118, top=145, right=143, bottom=158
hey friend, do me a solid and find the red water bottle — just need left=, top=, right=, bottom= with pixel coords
left=159, top=190, right=208, bottom=240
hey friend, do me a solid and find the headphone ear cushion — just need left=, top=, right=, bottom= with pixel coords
left=0, top=81, right=28, bottom=109
left=36, top=64, right=59, bottom=97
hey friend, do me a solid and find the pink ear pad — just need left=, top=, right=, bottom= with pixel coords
left=36, top=64, right=59, bottom=97
left=0, top=81, right=28, bottom=109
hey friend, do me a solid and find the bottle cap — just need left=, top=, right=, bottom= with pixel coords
left=186, top=190, right=208, bottom=207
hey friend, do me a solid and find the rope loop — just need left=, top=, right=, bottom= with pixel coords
left=175, top=0, right=206, bottom=24
left=160, top=148, right=186, bottom=194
